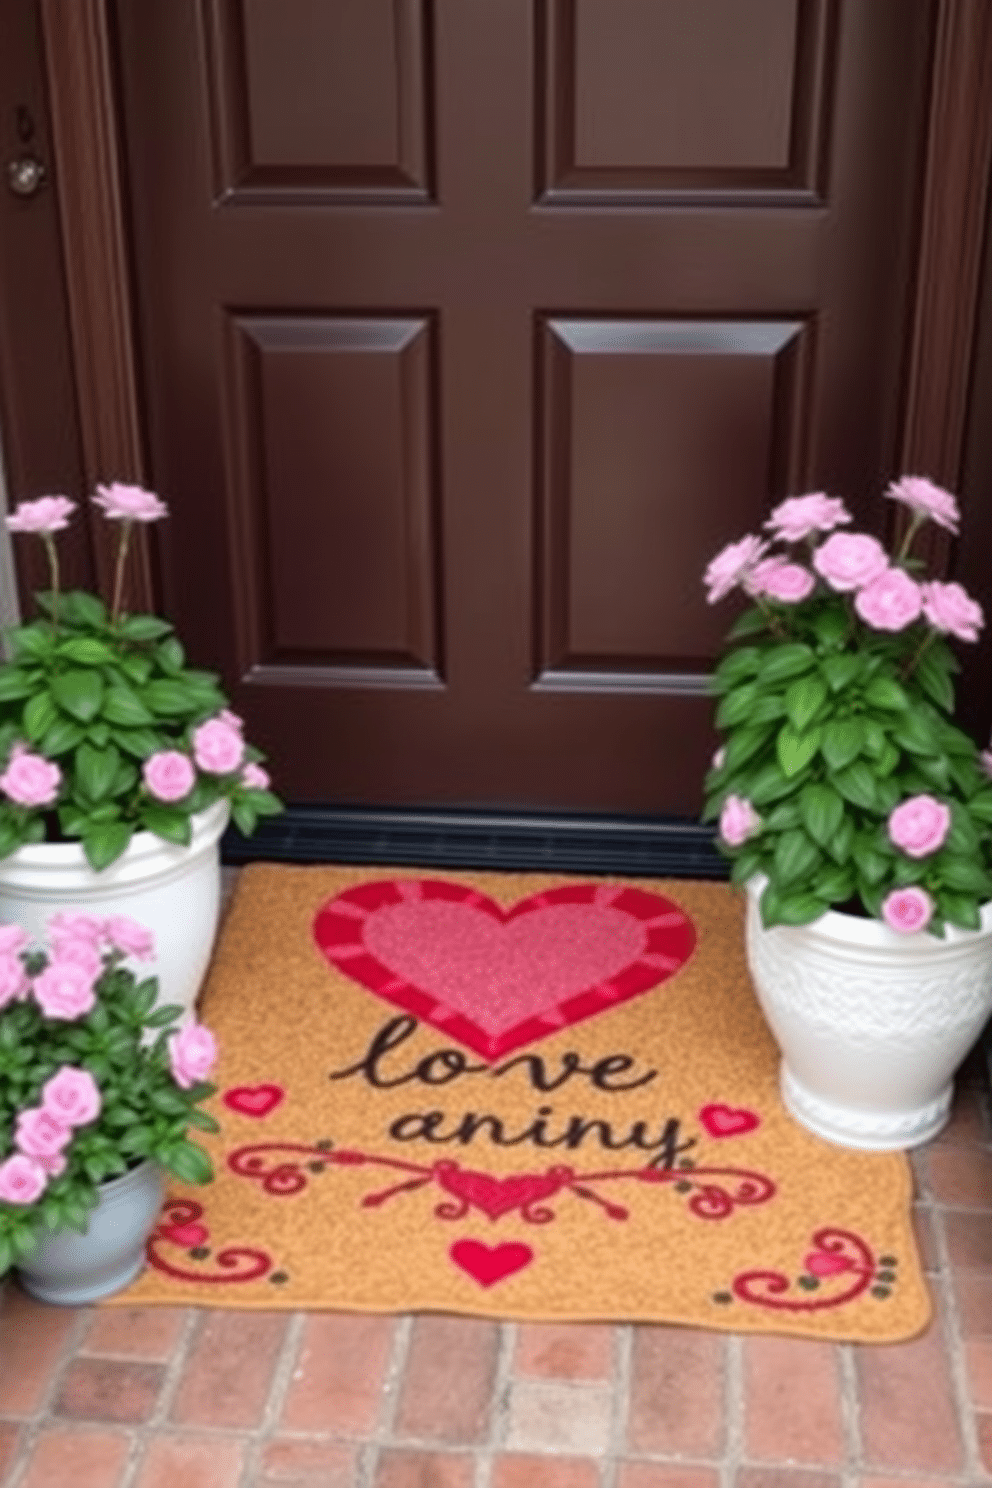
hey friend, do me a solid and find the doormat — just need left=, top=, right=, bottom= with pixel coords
left=116, top=865, right=931, bottom=1341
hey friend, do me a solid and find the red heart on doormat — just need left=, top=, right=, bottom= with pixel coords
left=157, top=1220, right=209, bottom=1249
left=699, top=1104, right=760, bottom=1139
left=435, top=1161, right=572, bottom=1221
left=313, top=879, right=696, bottom=1060
left=450, top=1239, right=534, bottom=1287
left=223, top=1084, right=285, bottom=1119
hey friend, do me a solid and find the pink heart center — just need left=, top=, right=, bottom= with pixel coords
left=449, top=1239, right=534, bottom=1287
left=804, top=1250, right=854, bottom=1278
left=223, top=1084, right=285, bottom=1119
left=158, top=1221, right=209, bottom=1249
left=699, top=1104, right=760, bottom=1139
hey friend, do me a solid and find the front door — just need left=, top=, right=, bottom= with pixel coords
left=110, top=0, right=934, bottom=816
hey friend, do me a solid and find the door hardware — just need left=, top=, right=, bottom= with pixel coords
left=7, top=155, right=46, bottom=197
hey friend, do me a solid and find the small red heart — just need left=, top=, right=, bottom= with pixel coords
left=223, top=1084, right=285, bottom=1118
left=804, top=1249, right=854, bottom=1278
left=699, top=1103, right=760, bottom=1139
left=450, top=1239, right=534, bottom=1287
left=157, top=1220, right=209, bottom=1248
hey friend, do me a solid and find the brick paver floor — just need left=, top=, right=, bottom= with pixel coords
left=2, top=1062, right=992, bottom=1488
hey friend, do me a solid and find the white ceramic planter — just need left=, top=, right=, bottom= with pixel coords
left=744, top=875, right=992, bottom=1150
left=0, top=800, right=229, bottom=1021
left=15, top=1161, right=165, bottom=1305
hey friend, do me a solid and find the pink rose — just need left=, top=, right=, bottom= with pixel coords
left=240, top=762, right=270, bottom=791
left=882, top=887, right=934, bottom=935
left=854, top=568, right=923, bottom=631
left=15, top=1106, right=73, bottom=1159
left=103, top=915, right=156, bottom=961
left=5, top=495, right=76, bottom=534
left=887, top=795, right=952, bottom=858
left=0, top=952, right=29, bottom=1008
left=47, top=938, right=103, bottom=979
left=47, top=912, right=104, bottom=945
left=192, top=718, right=244, bottom=775
left=0, top=924, right=29, bottom=956
left=812, top=532, right=889, bottom=592
left=704, top=534, right=768, bottom=604
left=92, top=482, right=168, bottom=522
left=921, top=581, right=984, bottom=643
left=142, top=750, right=196, bottom=803
left=885, top=475, right=960, bottom=534
left=0, top=745, right=61, bottom=806
left=750, top=559, right=816, bottom=604
left=32, top=961, right=98, bottom=1020
left=719, top=794, right=761, bottom=847
left=42, top=1066, right=102, bottom=1127
left=33, top=1152, right=67, bottom=1178
left=168, top=1022, right=218, bottom=1089
left=218, top=710, right=244, bottom=732
left=765, top=493, right=852, bottom=542
left=981, top=749, right=992, bottom=779
left=0, top=1153, right=47, bottom=1205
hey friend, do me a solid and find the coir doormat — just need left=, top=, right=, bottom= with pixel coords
left=117, top=866, right=931, bottom=1341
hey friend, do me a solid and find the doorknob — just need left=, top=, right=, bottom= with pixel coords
left=7, top=155, right=47, bottom=197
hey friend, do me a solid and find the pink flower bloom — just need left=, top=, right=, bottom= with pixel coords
left=885, top=475, right=960, bottom=533
left=142, top=750, right=196, bottom=803
left=0, top=745, right=61, bottom=807
left=92, top=482, right=168, bottom=523
left=882, top=886, right=934, bottom=934
left=104, top=915, right=155, bottom=961
left=711, top=747, right=726, bottom=770
left=887, top=795, right=952, bottom=858
left=921, top=580, right=984, bottom=643
left=240, top=762, right=270, bottom=791
left=47, top=912, right=104, bottom=945
left=32, top=961, right=98, bottom=1020
left=168, top=1022, right=218, bottom=1089
left=47, top=938, right=103, bottom=979
left=5, top=495, right=76, bottom=534
left=751, top=560, right=816, bottom=604
left=15, top=1106, right=73, bottom=1159
left=0, top=952, right=29, bottom=1008
left=981, top=748, right=992, bottom=778
left=812, top=532, right=889, bottom=592
left=765, top=492, right=852, bottom=542
left=192, top=718, right=244, bottom=775
left=0, top=924, right=28, bottom=956
left=41, top=1067, right=101, bottom=1127
left=719, top=794, right=761, bottom=848
left=854, top=568, right=923, bottom=631
left=218, top=710, right=244, bottom=732
left=0, top=1153, right=47, bottom=1205
left=704, top=534, right=768, bottom=604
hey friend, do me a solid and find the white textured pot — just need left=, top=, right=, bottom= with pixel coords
left=0, top=800, right=229, bottom=1021
left=745, top=875, right=992, bottom=1151
left=15, top=1161, right=165, bottom=1305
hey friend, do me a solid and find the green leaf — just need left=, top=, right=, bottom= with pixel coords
left=811, top=606, right=849, bottom=647
left=40, top=717, right=85, bottom=757
left=748, top=762, right=796, bottom=806
left=773, top=829, right=822, bottom=887
left=141, top=804, right=193, bottom=846
left=799, top=783, right=845, bottom=847
left=141, top=679, right=198, bottom=716
left=102, top=686, right=155, bottom=727
left=939, top=858, right=992, bottom=896
left=51, top=669, right=104, bottom=723
left=776, top=722, right=822, bottom=777
left=155, top=636, right=186, bottom=675
left=748, top=694, right=787, bottom=725
left=56, top=637, right=115, bottom=665
left=10, top=624, right=55, bottom=662
left=231, top=799, right=257, bottom=837
left=22, top=690, right=59, bottom=742
left=716, top=682, right=760, bottom=729
left=891, top=712, right=940, bottom=757
left=729, top=844, right=768, bottom=883
left=118, top=614, right=173, bottom=641
left=725, top=725, right=772, bottom=773
left=118, top=654, right=152, bottom=686
left=940, top=892, right=982, bottom=931
left=81, top=820, right=134, bottom=870
left=821, top=653, right=861, bottom=692
left=713, top=646, right=763, bottom=690
left=912, top=646, right=956, bottom=712
left=821, top=717, right=866, bottom=772
left=785, top=675, right=828, bottom=733
left=834, top=762, right=880, bottom=811
left=851, top=836, right=891, bottom=884
left=773, top=891, right=830, bottom=926
left=165, top=1141, right=214, bottom=1186
left=0, top=669, right=33, bottom=701
left=64, top=591, right=108, bottom=627
left=863, top=676, right=911, bottom=711
left=113, top=727, right=163, bottom=758
left=812, top=863, right=856, bottom=903
left=758, top=643, right=816, bottom=687
left=75, top=742, right=121, bottom=802
left=727, top=606, right=770, bottom=640
left=827, top=814, right=855, bottom=864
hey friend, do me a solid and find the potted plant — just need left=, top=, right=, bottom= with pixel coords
left=702, top=477, right=992, bottom=1150
left=0, top=485, right=283, bottom=1015
left=0, top=911, right=218, bottom=1303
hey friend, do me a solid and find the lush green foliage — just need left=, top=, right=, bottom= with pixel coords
left=703, top=589, right=992, bottom=934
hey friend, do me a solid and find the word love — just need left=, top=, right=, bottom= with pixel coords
left=329, top=1015, right=695, bottom=1170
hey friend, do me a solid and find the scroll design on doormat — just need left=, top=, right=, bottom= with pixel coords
left=145, top=1199, right=279, bottom=1286
left=714, top=1227, right=898, bottom=1313
left=226, top=1142, right=776, bottom=1224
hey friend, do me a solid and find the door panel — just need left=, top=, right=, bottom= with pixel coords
left=111, top=0, right=934, bottom=815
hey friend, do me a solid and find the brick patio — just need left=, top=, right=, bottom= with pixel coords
left=2, top=1063, right=992, bottom=1488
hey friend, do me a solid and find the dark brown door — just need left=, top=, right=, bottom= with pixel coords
left=110, top=0, right=935, bottom=816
